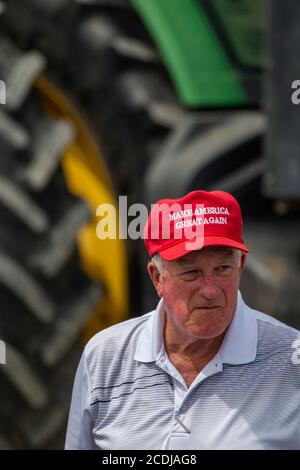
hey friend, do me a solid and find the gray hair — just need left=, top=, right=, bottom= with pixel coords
left=152, top=253, right=165, bottom=275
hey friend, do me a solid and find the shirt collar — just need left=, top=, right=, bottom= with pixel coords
left=218, top=290, right=257, bottom=364
left=134, top=290, right=257, bottom=365
left=134, top=297, right=165, bottom=363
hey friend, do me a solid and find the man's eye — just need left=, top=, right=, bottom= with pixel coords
left=182, top=270, right=199, bottom=279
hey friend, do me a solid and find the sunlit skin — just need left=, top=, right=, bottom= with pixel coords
left=147, top=247, right=247, bottom=384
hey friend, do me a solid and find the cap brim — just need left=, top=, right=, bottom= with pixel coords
left=159, top=236, right=249, bottom=261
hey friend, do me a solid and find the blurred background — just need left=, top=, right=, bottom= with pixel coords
left=0, top=0, right=300, bottom=449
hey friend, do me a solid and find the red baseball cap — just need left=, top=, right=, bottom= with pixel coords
left=143, top=190, right=249, bottom=261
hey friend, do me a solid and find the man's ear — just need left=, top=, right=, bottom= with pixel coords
left=239, top=253, right=247, bottom=278
left=147, top=261, right=163, bottom=298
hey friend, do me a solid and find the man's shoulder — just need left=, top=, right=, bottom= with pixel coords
left=84, top=310, right=154, bottom=357
left=246, top=304, right=300, bottom=360
left=249, top=304, right=299, bottom=337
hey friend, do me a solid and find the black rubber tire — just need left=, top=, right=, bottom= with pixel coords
left=0, top=37, right=101, bottom=449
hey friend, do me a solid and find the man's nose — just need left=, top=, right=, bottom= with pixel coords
left=198, top=274, right=219, bottom=299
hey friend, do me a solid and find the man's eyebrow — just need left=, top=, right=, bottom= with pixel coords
left=175, top=260, right=196, bottom=270
left=176, top=252, right=235, bottom=268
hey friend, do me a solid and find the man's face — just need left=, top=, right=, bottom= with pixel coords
left=148, top=247, right=247, bottom=341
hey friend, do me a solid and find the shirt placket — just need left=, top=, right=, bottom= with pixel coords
left=157, top=351, right=223, bottom=449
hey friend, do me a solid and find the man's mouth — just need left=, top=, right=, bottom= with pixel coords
left=194, top=306, right=220, bottom=310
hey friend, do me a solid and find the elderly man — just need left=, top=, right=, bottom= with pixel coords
left=65, top=190, right=300, bottom=450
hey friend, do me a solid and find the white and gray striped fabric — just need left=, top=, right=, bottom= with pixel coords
left=65, top=291, right=300, bottom=450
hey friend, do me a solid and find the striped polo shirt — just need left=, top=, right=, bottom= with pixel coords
left=65, top=291, right=300, bottom=450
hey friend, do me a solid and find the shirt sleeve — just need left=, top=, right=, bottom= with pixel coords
left=65, top=349, right=97, bottom=450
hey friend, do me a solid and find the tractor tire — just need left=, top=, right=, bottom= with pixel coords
left=0, top=40, right=101, bottom=449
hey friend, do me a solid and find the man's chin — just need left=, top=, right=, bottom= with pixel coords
left=189, top=322, right=228, bottom=340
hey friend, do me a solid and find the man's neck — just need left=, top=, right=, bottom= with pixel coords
left=164, top=326, right=224, bottom=363
left=162, top=315, right=226, bottom=385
